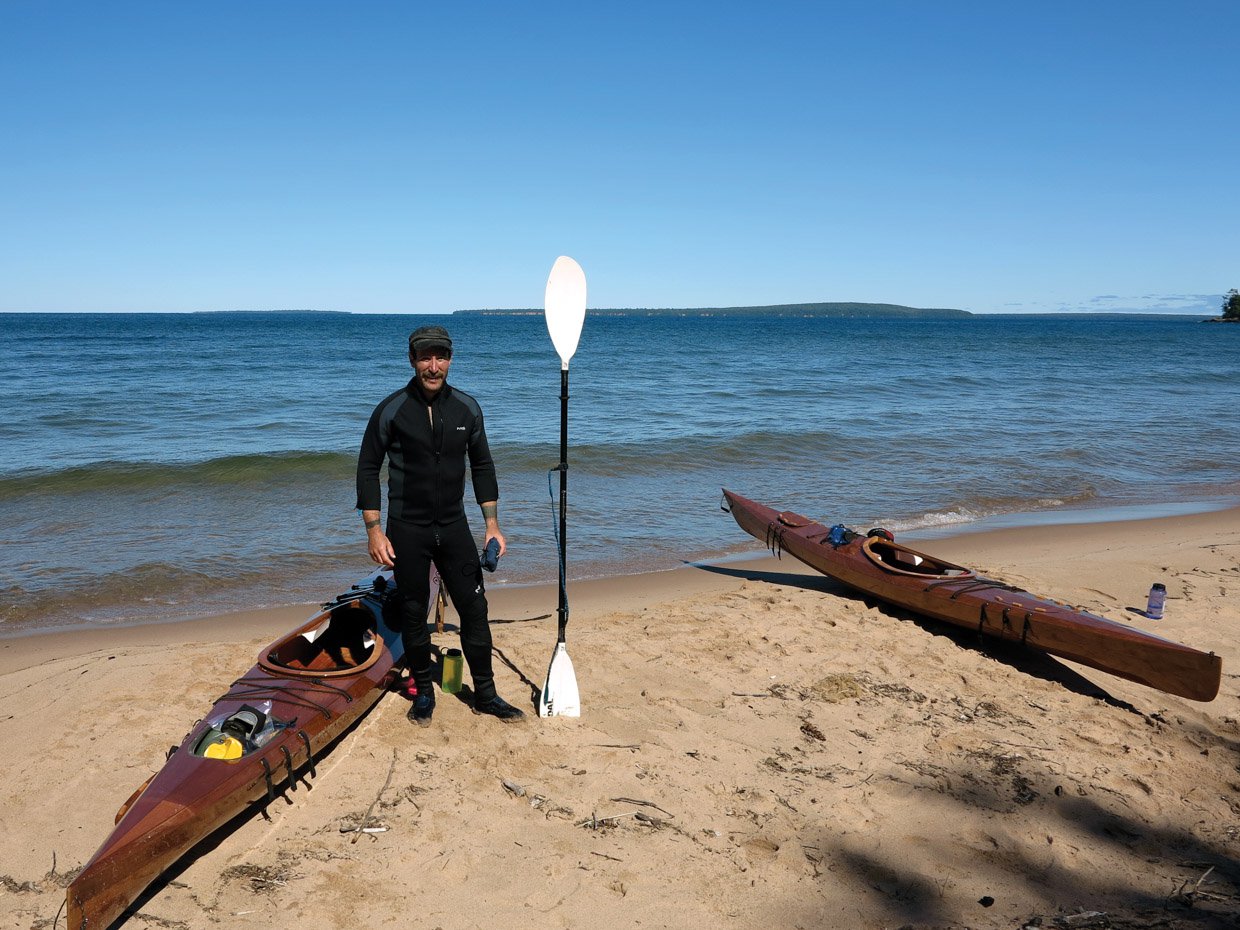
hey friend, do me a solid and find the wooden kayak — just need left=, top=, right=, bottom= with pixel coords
left=722, top=490, right=1221, bottom=702
left=67, top=569, right=414, bottom=930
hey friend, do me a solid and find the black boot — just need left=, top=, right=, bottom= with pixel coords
left=473, top=693, right=525, bottom=721
left=405, top=665, right=435, bottom=727
left=407, top=691, right=435, bottom=727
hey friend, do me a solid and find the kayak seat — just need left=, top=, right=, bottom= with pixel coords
left=861, top=538, right=973, bottom=578
left=261, top=603, right=379, bottom=675
left=318, top=609, right=375, bottom=669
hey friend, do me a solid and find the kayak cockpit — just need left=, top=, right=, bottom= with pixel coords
left=862, top=537, right=974, bottom=579
left=258, top=599, right=382, bottom=677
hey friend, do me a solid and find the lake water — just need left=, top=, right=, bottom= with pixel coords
left=1, top=311, right=1237, bottom=634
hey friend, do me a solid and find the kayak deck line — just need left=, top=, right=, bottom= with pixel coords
left=723, top=489, right=1222, bottom=703
left=923, top=577, right=1026, bottom=597
left=222, top=675, right=354, bottom=719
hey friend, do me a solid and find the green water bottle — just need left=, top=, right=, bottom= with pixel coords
left=442, top=648, right=464, bottom=694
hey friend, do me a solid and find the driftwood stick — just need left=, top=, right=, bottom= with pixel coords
left=1173, top=865, right=1225, bottom=902
left=352, top=748, right=398, bottom=844
left=577, top=811, right=642, bottom=828
left=490, top=613, right=554, bottom=625
left=609, top=797, right=674, bottom=817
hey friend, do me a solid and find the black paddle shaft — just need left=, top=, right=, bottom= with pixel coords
left=557, top=367, right=569, bottom=641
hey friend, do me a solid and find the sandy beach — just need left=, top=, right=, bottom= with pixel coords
left=2, top=507, right=1238, bottom=930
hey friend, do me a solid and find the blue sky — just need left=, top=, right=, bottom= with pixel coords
left=2, top=1, right=1236, bottom=314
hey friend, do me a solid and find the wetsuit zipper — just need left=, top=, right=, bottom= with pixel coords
left=429, top=401, right=442, bottom=527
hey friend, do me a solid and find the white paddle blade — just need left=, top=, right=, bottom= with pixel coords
left=544, top=256, right=587, bottom=370
left=538, top=642, right=581, bottom=717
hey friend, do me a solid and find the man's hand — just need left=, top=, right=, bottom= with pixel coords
left=484, top=528, right=507, bottom=559
left=480, top=501, right=506, bottom=558
left=362, top=510, right=395, bottom=567
left=368, top=529, right=396, bottom=567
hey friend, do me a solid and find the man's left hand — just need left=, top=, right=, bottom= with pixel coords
left=484, top=530, right=507, bottom=558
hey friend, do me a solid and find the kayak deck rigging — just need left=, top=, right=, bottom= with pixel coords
left=924, top=577, right=1028, bottom=597
left=220, top=675, right=355, bottom=720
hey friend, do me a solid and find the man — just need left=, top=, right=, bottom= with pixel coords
left=356, top=324, right=524, bottom=725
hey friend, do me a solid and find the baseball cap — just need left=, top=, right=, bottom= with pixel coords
left=408, top=325, right=453, bottom=355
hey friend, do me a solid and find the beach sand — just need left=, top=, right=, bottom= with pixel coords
left=2, top=507, right=1238, bottom=930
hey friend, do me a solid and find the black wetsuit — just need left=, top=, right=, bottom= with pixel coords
left=356, top=378, right=501, bottom=700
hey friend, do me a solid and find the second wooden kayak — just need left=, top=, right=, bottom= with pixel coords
left=723, top=489, right=1221, bottom=702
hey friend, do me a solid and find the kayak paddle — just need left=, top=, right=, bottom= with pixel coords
left=539, top=255, right=586, bottom=718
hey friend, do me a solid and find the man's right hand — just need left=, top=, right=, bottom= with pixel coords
left=363, top=510, right=395, bottom=567
left=367, top=527, right=396, bottom=567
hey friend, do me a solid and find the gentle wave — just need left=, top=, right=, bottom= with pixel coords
left=499, top=428, right=865, bottom=476
left=0, top=546, right=362, bottom=633
left=880, top=488, right=1100, bottom=534
left=0, top=450, right=356, bottom=499
left=0, top=427, right=873, bottom=494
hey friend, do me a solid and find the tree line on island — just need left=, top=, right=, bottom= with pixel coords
left=455, top=302, right=970, bottom=319
left=458, top=292, right=1240, bottom=321
left=1214, top=289, right=1240, bottom=322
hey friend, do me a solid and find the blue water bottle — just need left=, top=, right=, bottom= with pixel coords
left=480, top=537, right=500, bottom=572
left=1146, top=583, right=1166, bottom=620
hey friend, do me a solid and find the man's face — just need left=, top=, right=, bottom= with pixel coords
left=412, top=346, right=452, bottom=396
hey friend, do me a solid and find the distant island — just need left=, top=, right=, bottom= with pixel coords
left=191, top=309, right=350, bottom=315
left=454, top=302, right=971, bottom=319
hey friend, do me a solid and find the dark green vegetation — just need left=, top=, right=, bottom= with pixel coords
left=455, top=301, right=970, bottom=319
left=1220, top=289, right=1240, bottom=322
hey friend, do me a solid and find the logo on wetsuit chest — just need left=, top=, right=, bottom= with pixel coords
left=456, top=426, right=466, bottom=431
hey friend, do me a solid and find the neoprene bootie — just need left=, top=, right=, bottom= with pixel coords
left=473, top=693, right=525, bottom=721
left=407, top=691, right=435, bottom=727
